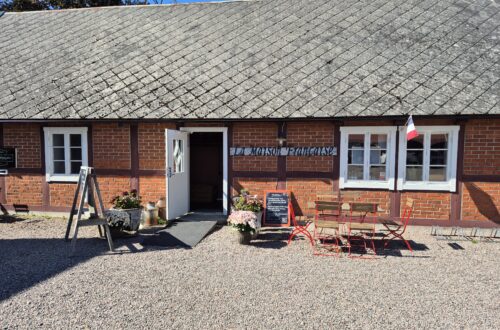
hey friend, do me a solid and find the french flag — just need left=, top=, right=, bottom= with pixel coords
left=406, top=115, right=419, bottom=141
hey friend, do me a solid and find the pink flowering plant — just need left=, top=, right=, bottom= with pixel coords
left=110, top=189, right=142, bottom=209
left=227, top=211, right=258, bottom=233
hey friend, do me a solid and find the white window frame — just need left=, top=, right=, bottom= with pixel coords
left=339, top=126, right=397, bottom=190
left=43, top=127, right=88, bottom=182
left=397, top=125, right=459, bottom=192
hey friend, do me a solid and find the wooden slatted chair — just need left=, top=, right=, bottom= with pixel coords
left=346, top=202, right=378, bottom=257
left=378, top=198, right=415, bottom=252
left=313, top=200, right=343, bottom=256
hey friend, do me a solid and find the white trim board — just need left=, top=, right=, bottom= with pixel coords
left=180, top=127, right=229, bottom=215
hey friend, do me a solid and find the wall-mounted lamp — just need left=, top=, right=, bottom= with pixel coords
left=277, top=137, right=287, bottom=147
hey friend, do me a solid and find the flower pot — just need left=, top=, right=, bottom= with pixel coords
left=251, top=211, right=262, bottom=239
left=107, top=208, right=142, bottom=233
left=237, top=231, right=253, bottom=245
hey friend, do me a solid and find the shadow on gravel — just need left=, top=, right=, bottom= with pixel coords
left=0, top=214, right=39, bottom=224
left=0, top=237, right=153, bottom=302
left=250, top=228, right=290, bottom=249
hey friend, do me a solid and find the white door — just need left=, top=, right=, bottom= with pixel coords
left=166, top=129, right=190, bottom=220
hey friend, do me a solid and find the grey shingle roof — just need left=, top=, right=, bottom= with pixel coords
left=0, top=0, right=499, bottom=120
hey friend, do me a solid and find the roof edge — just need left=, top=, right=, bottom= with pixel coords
left=1, top=0, right=258, bottom=15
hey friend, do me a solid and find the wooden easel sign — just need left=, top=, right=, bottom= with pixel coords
left=263, top=190, right=292, bottom=227
left=65, top=166, right=114, bottom=255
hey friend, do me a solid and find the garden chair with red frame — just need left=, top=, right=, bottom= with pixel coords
left=346, top=202, right=378, bottom=258
left=313, top=200, right=344, bottom=256
left=378, top=198, right=415, bottom=253
left=287, top=202, right=315, bottom=247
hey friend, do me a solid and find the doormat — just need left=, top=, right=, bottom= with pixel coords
left=142, top=218, right=218, bottom=248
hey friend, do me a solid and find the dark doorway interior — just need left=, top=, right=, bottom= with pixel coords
left=189, top=132, right=223, bottom=211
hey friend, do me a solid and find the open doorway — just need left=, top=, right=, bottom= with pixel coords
left=189, top=132, right=223, bottom=212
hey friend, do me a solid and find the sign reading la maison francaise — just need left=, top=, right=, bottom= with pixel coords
left=230, top=147, right=337, bottom=157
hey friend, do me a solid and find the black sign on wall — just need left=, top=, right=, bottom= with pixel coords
left=0, top=148, right=16, bottom=169
left=263, top=191, right=291, bottom=227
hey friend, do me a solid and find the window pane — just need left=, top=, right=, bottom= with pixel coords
left=406, top=166, right=423, bottom=181
left=53, top=134, right=64, bottom=147
left=370, top=166, right=386, bottom=180
left=407, top=135, right=424, bottom=149
left=70, top=134, right=82, bottom=147
left=370, top=134, right=387, bottom=149
left=429, top=166, right=447, bottom=181
left=70, top=148, right=82, bottom=161
left=54, top=161, right=65, bottom=174
left=406, top=150, right=423, bottom=165
left=71, top=162, right=82, bottom=174
left=53, top=147, right=65, bottom=161
left=173, top=139, right=183, bottom=173
left=370, top=149, right=387, bottom=164
left=347, top=165, right=363, bottom=180
left=431, top=134, right=448, bottom=149
left=348, top=150, right=364, bottom=165
left=430, top=150, right=447, bottom=165
left=348, top=134, right=364, bottom=149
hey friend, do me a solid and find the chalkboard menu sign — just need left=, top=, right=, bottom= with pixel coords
left=263, top=190, right=291, bottom=227
left=0, top=148, right=16, bottom=168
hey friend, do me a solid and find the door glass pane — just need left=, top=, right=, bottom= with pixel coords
left=347, top=165, right=363, bottom=180
left=429, top=166, right=446, bottom=181
left=53, top=147, right=65, bottom=161
left=53, top=134, right=64, bottom=147
left=70, top=134, right=82, bottom=147
left=54, top=161, right=65, bottom=174
left=71, top=161, right=82, bottom=174
left=370, top=166, right=386, bottom=180
left=70, top=147, right=82, bottom=161
left=406, top=166, right=423, bottom=181
left=173, top=139, right=183, bottom=173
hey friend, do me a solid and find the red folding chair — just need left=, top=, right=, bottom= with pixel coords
left=379, top=198, right=414, bottom=253
left=287, top=202, right=315, bottom=247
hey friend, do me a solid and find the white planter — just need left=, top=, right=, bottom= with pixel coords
left=251, top=211, right=262, bottom=239
left=107, top=208, right=142, bottom=232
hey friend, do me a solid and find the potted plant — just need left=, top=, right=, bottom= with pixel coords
left=227, top=211, right=259, bottom=245
left=232, top=190, right=264, bottom=240
left=106, top=189, right=143, bottom=236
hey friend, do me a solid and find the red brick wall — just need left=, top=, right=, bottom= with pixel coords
left=139, top=176, right=165, bottom=204
left=401, top=192, right=450, bottom=220
left=463, top=119, right=500, bottom=175
left=232, top=122, right=277, bottom=172
left=286, top=122, right=334, bottom=172
left=462, top=182, right=500, bottom=222
left=97, top=176, right=131, bottom=208
left=138, top=123, right=175, bottom=170
left=6, top=174, right=43, bottom=206
left=287, top=178, right=334, bottom=216
left=49, top=183, right=75, bottom=207
left=232, top=177, right=277, bottom=200
left=93, top=123, right=131, bottom=169
left=3, top=123, right=41, bottom=168
left=341, top=190, right=391, bottom=216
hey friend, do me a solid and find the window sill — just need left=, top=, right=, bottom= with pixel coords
left=340, top=180, right=393, bottom=190
left=46, top=175, right=79, bottom=183
left=398, top=181, right=456, bottom=192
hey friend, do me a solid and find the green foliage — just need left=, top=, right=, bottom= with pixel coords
left=110, top=189, right=142, bottom=209
left=232, top=190, right=263, bottom=212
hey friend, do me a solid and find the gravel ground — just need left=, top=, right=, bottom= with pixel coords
left=1, top=216, right=499, bottom=329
